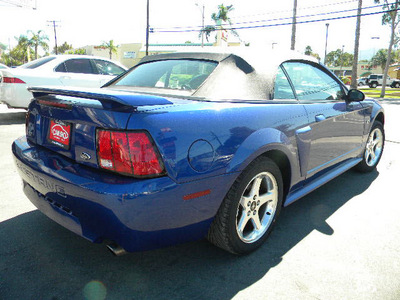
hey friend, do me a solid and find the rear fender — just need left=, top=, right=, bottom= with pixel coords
left=226, top=128, right=297, bottom=175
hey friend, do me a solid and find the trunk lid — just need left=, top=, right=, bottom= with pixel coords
left=26, top=86, right=174, bottom=170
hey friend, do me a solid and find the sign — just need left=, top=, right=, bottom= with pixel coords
left=48, top=120, right=71, bottom=149
left=124, top=51, right=137, bottom=59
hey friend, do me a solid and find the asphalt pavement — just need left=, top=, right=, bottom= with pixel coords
left=0, top=102, right=399, bottom=300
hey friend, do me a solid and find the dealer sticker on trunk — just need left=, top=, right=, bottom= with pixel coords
left=48, top=119, right=71, bottom=149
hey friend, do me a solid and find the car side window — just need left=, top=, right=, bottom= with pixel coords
left=55, top=59, right=96, bottom=74
left=93, top=59, right=125, bottom=76
left=282, top=61, right=345, bottom=101
left=273, top=66, right=296, bottom=100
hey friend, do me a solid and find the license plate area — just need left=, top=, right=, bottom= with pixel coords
left=47, top=119, right=71, bottom=149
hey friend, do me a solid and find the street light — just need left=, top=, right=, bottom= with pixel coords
left=196, top=3, right=205, bottom=47
left=324, top=23, right=329, bottom=65
left=371, top=36, right=380, bottom=58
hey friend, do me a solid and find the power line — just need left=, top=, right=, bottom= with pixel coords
left=0, top=0, right=36, bottom=9
left=152, top=2, right=389, bottom=32
left=153, top=8, right=399, bottom=33
left=233, top=0, right=358, bottom=20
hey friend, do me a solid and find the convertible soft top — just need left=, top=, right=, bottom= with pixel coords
left=137, top=49, right=319, bottom=101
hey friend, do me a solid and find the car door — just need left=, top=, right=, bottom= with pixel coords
left=281, top=61, right=366, bottom=179
left=55, top=58, right=107, bottom=87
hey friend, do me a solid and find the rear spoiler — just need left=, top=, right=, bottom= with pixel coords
left=28, top=86, right=173, bottom=110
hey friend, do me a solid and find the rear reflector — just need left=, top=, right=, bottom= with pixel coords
left=2, top=77, right=26, bottom=84
left=97, top=129, right=164, bottom=177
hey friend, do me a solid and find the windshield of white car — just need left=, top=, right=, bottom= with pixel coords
left=110, top=59, right=218, bottom=91
left=19, top=57, right=57, bottom=69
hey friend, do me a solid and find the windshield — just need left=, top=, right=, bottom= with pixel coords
left=111, top=59, right=217, bottom=91
left=19, top=57, right=57, bottom=69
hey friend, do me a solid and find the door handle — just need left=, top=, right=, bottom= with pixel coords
left=315, top=114, right=326, bottom=122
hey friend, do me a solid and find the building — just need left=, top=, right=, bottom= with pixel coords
left=82, top=40, right=241, bottom=68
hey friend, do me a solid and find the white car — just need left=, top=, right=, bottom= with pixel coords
left=0, top=55, right=127, bottom=108
left=0, top=63, right=8, bottom=69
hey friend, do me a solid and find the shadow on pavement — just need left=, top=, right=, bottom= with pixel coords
left=0, top=110, right=26, bottom=125
left=0, top=169, right=378, bottom=299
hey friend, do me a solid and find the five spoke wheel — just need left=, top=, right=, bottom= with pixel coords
left=365, top=127, right=383, bottom=167
left=236, top=172, right=278, bottom=243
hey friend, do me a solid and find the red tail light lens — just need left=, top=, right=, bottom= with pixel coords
left=3, top=77, right=26, bottom=84
left=97, top=129, right=164, bottom=177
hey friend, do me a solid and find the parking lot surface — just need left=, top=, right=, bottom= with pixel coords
left=0, top=102, right=399, bottom=300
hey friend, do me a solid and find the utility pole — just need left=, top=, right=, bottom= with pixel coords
left=146, top=0, right=150, bottom=56
left=290, top=0, right=297, bottom=50
left=351, top=0, right=362, bottom=89
left=196, top=3, right=205, bottom=47
left=47, top=20, right=60, bottom=55
left=324, top=23, right=330, bottom=65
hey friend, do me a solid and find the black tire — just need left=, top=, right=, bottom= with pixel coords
left=371, top=82, right=378, bottom=88
left=395, top=83, right=400, bottom=88
left=354, top=121, right=384, bottom=173
left=207, top=156, right=283, bottom=254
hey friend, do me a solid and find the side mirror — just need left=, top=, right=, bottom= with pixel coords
left=347, top=89, right=365, bottom=102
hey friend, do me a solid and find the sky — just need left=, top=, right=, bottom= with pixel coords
left=0, top=0, right=394, bottom=61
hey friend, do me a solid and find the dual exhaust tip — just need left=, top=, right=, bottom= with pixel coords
left=106, top=243, right=127, bottom=256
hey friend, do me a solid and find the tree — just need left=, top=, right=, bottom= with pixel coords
left=304, top=46, right=321, bottom=61
left=370, top=48, right=395, bottom=71
left=350, top=0, right=362, bottom=89
left=375, top=0, right=400, bottom=98
left=291, top=0, right=298, bottom=50
left=66, top=48, right=86, bottom=55
left=53, top=41, right=73, bottom=54
left=2, top=35, right=34, bottom=66
left=28, top=30, right=49, bottom=60
left=325, top=49, right=354, bottom=67
left=101, top=40, right=118, bottom=59
left=200, top=4, right=240, bottom=43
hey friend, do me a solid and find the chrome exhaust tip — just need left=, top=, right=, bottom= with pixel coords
left=106, top=243, right=127, bottom=256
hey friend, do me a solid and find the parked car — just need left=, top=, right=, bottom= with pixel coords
left=367, top=74, right=396, bottom=88
left=12, top=50, right=385, bottom=255
left=357, top=77, right=367, bottom=86
left=0, top=63, right=8, bottom=69
left=390, top=79, right=400, bottom=88
left=0, top=55, right=127, bottom=108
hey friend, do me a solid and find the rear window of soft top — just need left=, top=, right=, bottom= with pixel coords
left=111, top=59, right=217, bottom=91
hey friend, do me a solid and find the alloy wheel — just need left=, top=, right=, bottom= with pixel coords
left=365, top=127, right=383, bottom=167
left=235, top=172, right=278, bottom=243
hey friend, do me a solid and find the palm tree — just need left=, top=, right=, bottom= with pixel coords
left=200, top=4, right=240, bottom=43
left=374, top=0, right=400, bottom=98
left=350, top=0, right=362, bottom=89
left=101, top=40, right=118, bottom=59
left=28, top=30, right=49, bottom=60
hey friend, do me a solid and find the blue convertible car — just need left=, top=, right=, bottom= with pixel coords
left=12, top=49, right=384, bottom=255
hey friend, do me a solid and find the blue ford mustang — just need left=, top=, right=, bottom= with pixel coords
left=12, top=50, right=384, bottom=255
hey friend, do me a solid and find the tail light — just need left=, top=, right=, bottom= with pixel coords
left=97, top=129, right=164, bottom=177
left=2, top=77, right=26, bottom=84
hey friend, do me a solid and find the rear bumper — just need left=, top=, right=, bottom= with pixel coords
left=12, top=136, right=235, bottom=252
